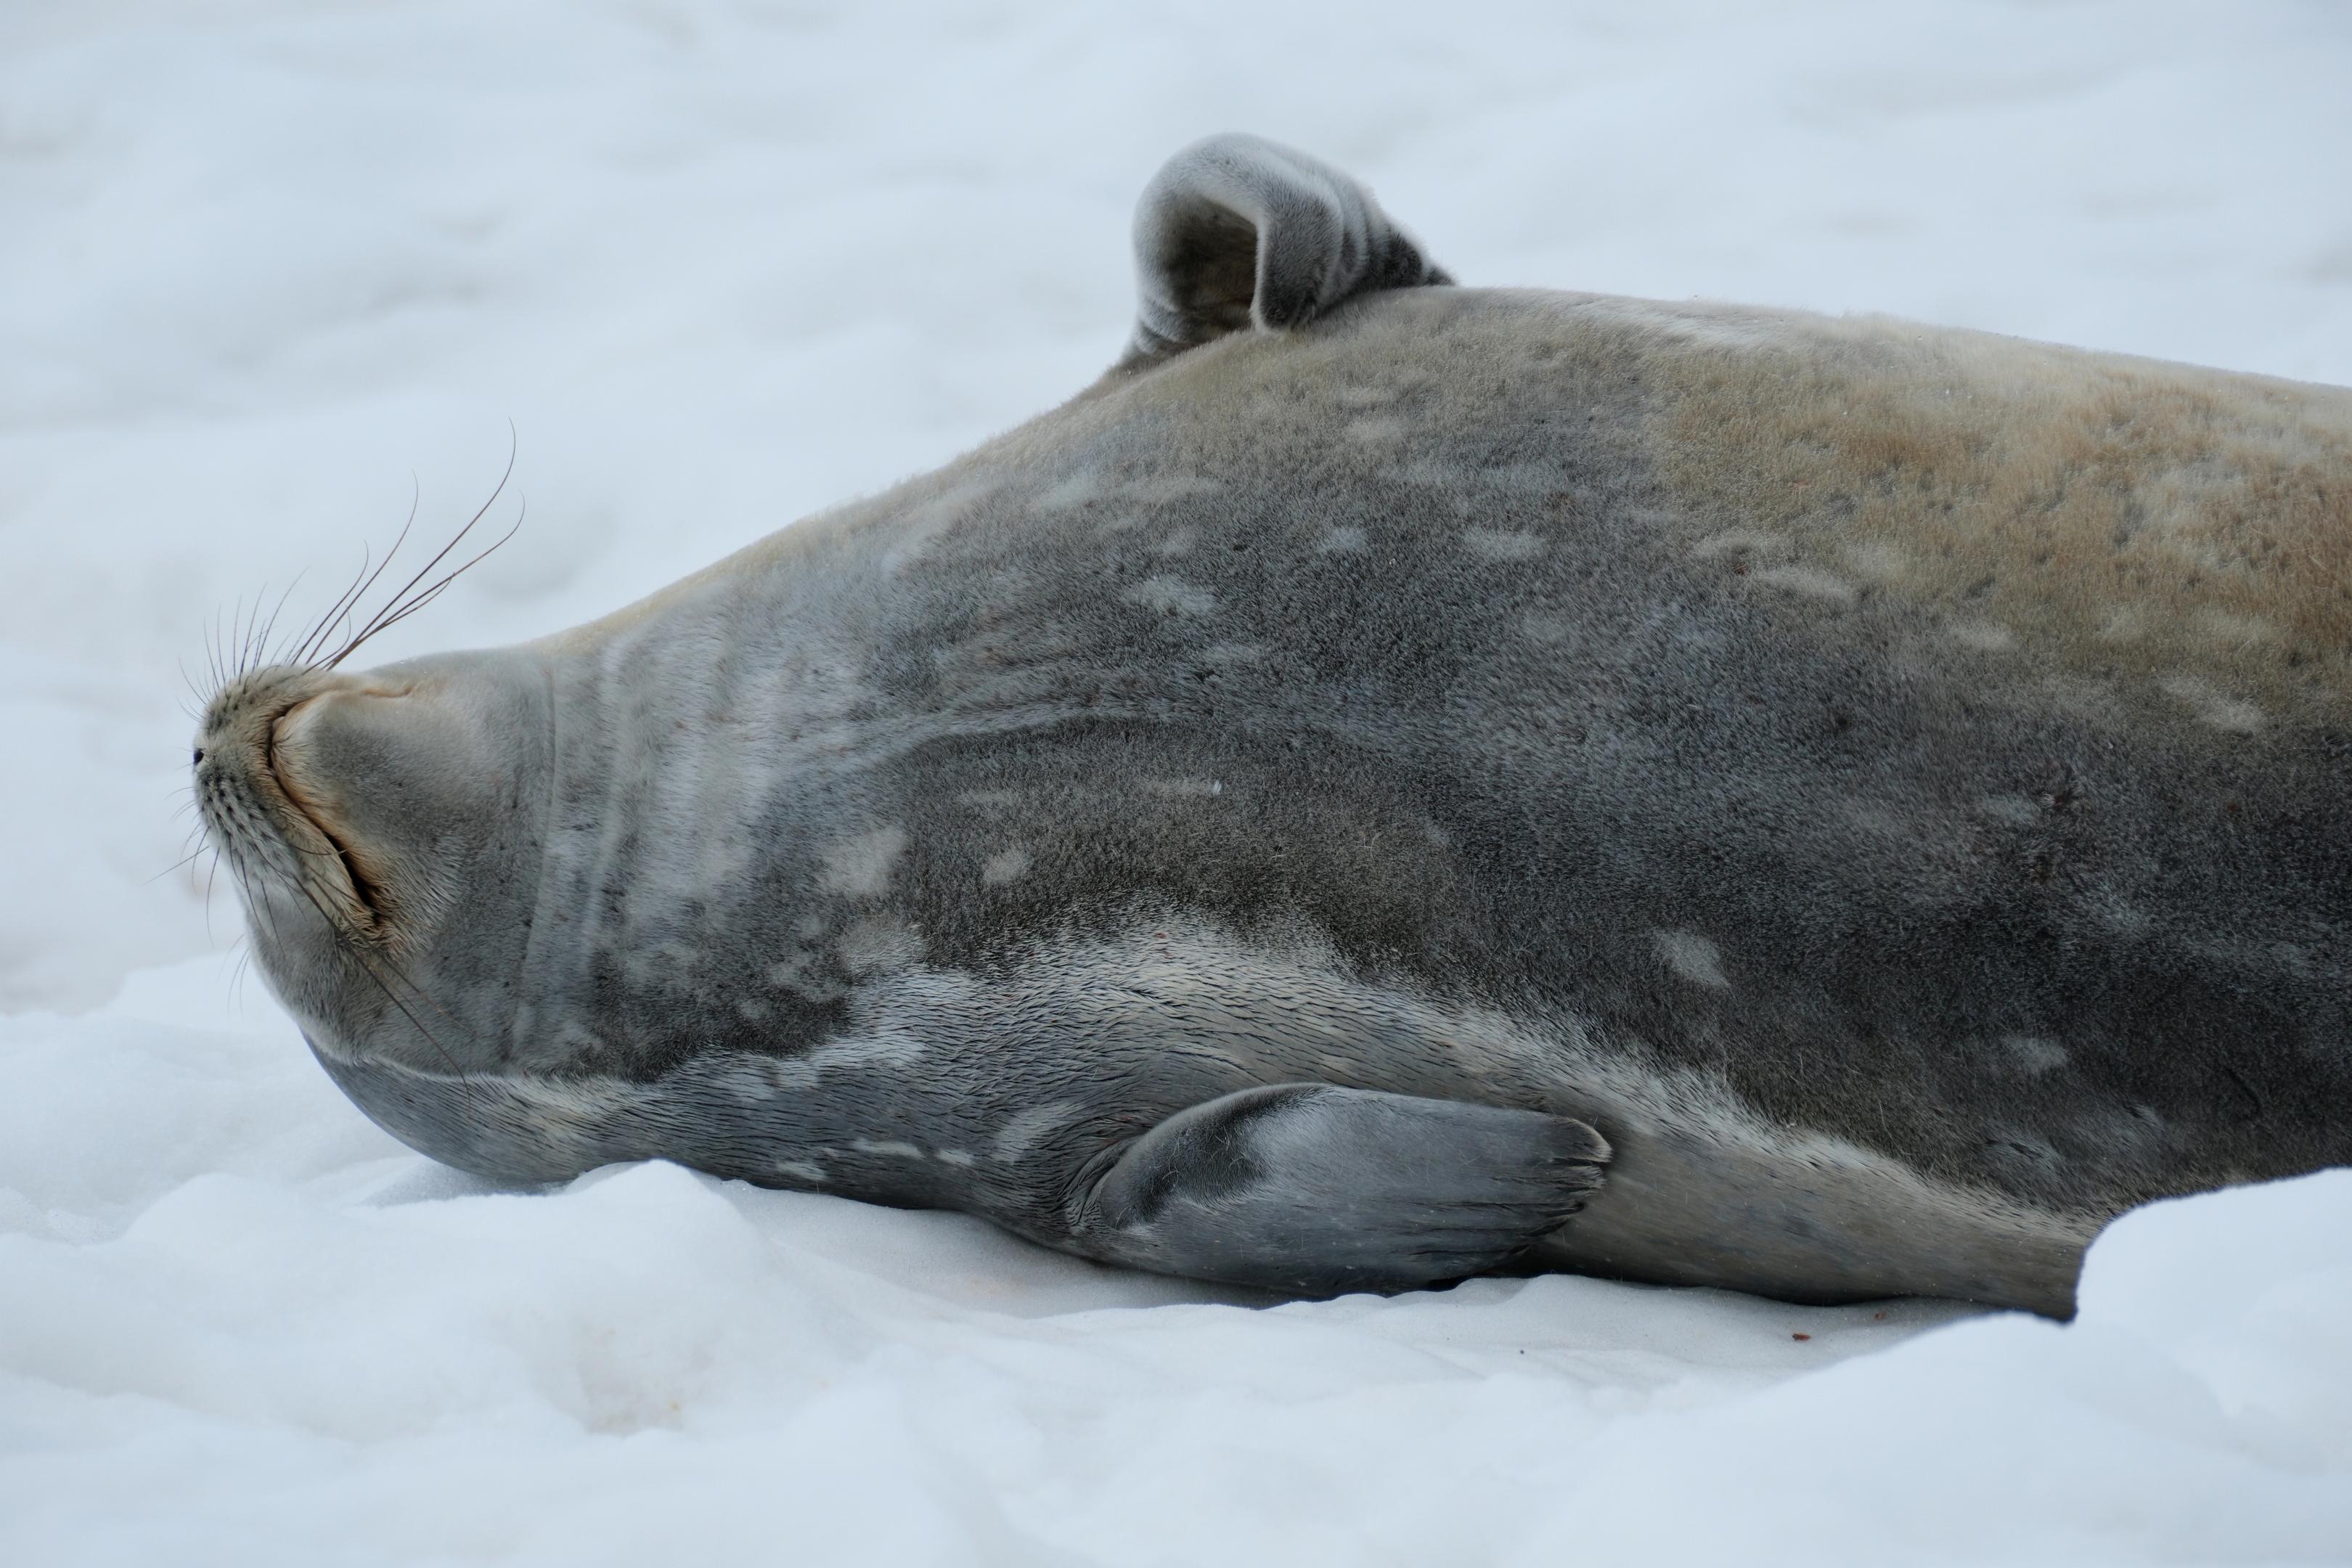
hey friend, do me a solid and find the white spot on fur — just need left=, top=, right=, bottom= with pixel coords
left=2159, top=674, right=2263, bottom=733
left=1125, top=576, right=1217, bottom=616
left=1122, top=474, right=1223, bottom=505
left=774, top=1160, right=827, bottom=1185
left=810, top=1027, right=927, bottom=1073
left=1975, top=793, right=2042, bottom=826
left=820, top=825, right=907, bottom=897
left=880, top=481, right=992, bottom=575
left=735, top=997, right=771, bottom=1024
left=1150, top=526, right=1199, bottom=558
left=1752, top=565, right=1857, bottom=605
left=550, top=1021, right=613, bottom=1058
left=980, top=847, right=1032, bottom=887
left=1145, top=777, right=1225, bottom=798
left=1522, top=611, right=1571, bottom=644
left=1950, top=621, right=2017, bottom=653
left=2266, top=941, right=2319, bottom=981
left=1333, top=383, right=1397, bottom=408
left=1463, top=528, right=1544, bottom=562
left=1034, top=472, right=1103, bottom=512
left=1317, top=525, right=1368, bottom=555
left=2086, top=887, right=2153, bottom=936
left=994, top=1101, right=1078, bottom=1162
left=839, top=915, right=923, bottom=975
left=2193, top=608, right=2279, bottom=649
left=756, top=973, right=849, bottom=1030
left=1344, top=415, right=1405, bottom=444
left=722, top=1062, right=780, bottom=1102
left=1477, top=462, right=1565, bottom=493
left=937, top=1149, right=976, bottom=1167
left=1652, top=929, right=1731, bottom=989
left=2003, top=1035, right=2070, bottom=1074
left=1843, top=541, right=1911, bottom=581
left=956, top=789, right=1023, bottom=810
left=761, top=1056, right=819, bottom=1092
left=852, top=1139, right=926, bottom=1160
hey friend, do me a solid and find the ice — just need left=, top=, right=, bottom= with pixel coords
left=4, top=2, right=2348, bottom=1562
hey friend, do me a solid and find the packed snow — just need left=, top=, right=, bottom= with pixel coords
left=4, top=2, right=2349, bottom=1563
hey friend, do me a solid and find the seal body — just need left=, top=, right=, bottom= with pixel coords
left=196, top=138, right=2352, bottom=1318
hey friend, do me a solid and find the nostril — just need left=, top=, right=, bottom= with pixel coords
left=193, top=747, right=207, bottom=766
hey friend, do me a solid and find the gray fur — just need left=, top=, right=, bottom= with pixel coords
left=195, top=135, right=2352, bottom=1318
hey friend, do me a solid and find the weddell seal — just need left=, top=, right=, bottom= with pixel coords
left=192, top=134, right=2352, bottom=1318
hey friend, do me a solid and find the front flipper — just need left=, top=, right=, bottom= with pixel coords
left=1075, top=1084, right=1609, bottom=1294
left=1119, top=133, right=1452, bottom=371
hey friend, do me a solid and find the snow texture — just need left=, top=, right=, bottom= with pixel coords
left=3, top=2, right=2349, bottom=1563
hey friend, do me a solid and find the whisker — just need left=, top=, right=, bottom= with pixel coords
left=229, top=943, right=258, bottom=1010
left=221, top=825, right=279, bottom=940
left=294, top=543, right=376, bottom=671
left=333, top=501, right=524, bottom=665
left=256, top=570, right=308, bottom=671
left=237, top=584, right=261, bottom=682
left=149, top=846, right=216, bottom=883
left=293, top=476, right=415, bottom=668
left=230, top=592, right=250, bottom=685
left=209, top=433, right=523, bottom=711
left=303, top=481, right=428, bottom=669
left=322, top=430, right=519, bottom=671
left=203, top=846, right=221, bottom=942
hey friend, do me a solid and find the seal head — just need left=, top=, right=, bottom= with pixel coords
left=193, top=650, right=552, bottom=1075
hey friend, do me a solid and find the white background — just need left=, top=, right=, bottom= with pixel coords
left=3, top=3, right=2348, bottom=1562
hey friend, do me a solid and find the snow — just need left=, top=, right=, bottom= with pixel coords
left=2, top=2, right=2348, bottom=1562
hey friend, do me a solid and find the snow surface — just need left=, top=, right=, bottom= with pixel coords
left=4, top=2, right=2350, bottom=1562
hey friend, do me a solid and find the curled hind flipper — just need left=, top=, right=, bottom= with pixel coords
left=1119, top=133, right=1451, bottom=370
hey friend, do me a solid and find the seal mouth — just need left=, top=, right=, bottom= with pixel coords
left=265, top=694, right=390, bottom=929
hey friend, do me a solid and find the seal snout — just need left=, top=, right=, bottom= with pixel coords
left=192, top=665, right=390, bottom=937
left=190, top=648, right=548, bottom=1085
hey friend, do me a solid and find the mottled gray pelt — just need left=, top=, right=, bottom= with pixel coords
left=197, top=134, right=2351, bottom=1317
